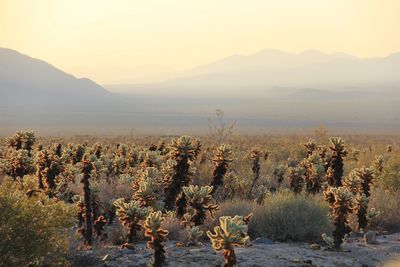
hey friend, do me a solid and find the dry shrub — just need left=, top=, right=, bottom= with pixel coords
left=369, top=187, right=400, bottom=232
left=161, top=216, right=183, bottom=240
left=259, top=191, right=332, bottom=241
left=206, top=192, right=332, bottom=242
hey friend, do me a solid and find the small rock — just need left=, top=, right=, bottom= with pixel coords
left=310, top=243, right=320, bottom=250
left=102, top=254, right=110, bottom=261
left=364, top=231, right=377, bottom=244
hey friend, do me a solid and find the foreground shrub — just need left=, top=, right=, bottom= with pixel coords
left=260, top=190, right=332, bottom=241
left=0, top=177, right=76, bottom=266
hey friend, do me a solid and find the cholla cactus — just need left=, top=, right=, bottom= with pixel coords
left=272, top=164, right=286, bottom=186
left=133, top=167, right=164, bottom=210
left=186, top=226, right=204, bottom=246
left=372, top=155, right=384, bottom=175
left=144, top=211, right=169, bottom=267
left=7, top=149, right=33, bottom=179
left=5, top=131, right=36, bottom=155
left=207, top=215, right=250, bottom=267
left=387, top=145, right=392, bottom=153
left=305, top=162, right=325, bottom=194
left=248, top=149, right=261, bottom=198
left=324, top=187, right=353, bottom=249
left=163, top=136, right=196, bottom=217
left=354, top=193, right=369, bottom=230
left=343, top=171, right=361, bottom=194
left=141, top=151, right=162, bottom=169
left=303, top=139, right=318, bottom=157
left=288, top=166, right=305, bottom=193
left=113, top=198, right=150, bottom=245
left=93, top=215, right=107, bottom=240
left=182, top=185, right=219, bottom=226
left=211, top=144, right=233, bottom=193
left=41, top=151, right=61, bottom=197
left=327, top=137, right=347, bottom=187
left=81, top=160, right=94, bottom=246
left=35, top=150, right=48, bottom=189
left=354, top=166, right=374, bottom=197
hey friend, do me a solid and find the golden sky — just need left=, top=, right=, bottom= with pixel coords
left=1, top=0, right=399, bottom=84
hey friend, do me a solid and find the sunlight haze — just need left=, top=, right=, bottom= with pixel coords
left=1, top=0, right=399, bottom=84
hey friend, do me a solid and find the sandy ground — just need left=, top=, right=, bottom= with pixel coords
left=72, top=232, right=400, bottom=267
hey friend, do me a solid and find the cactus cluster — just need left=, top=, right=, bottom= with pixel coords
left=207, top=215, right=251, bottom=267
left=144, top=211, right=169, bottom=267
left=182, top=185, right=219, bottom=226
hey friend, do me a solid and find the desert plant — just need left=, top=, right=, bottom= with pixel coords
left=5, top=131, right=36, bottom=156
left=288, top=166, right=305, bottom=193
left=260, top=191, right=332, bottom=241
left=327, top=137, right=347, bottom=187
left=210, top=144, right=233, bottom=194
left=323, top=186, right=353, bottom=250
left=113, top=198, right=150, bottom=246
left=133, top=167, right=164, bottom=210
left=81, top=159, right=94, bottom=246
left=354, top=166, right=375, bottom=197
left=7, top=149, right=33, bottom=179
left=207, top=215, right=250, bottom=267
left=163, top=136, right=196, bottom=217
left=248, top=148, right=261, bottom=197
left=0, top=177, right=75, bottom=266
left=185, top=226, right=204, bottom=245
left=303, top=139, right=318, bottom=157
left=93, top=215, right=107, bottom=240
left=144, top=211, right=169, bottom=267
left=372, top=154, right=384, bottom=175
left=354, top=193, right=369, bottom=230
left=182, top=185, right=219, bottom=226
left=272, top=164, right=286, bottom=186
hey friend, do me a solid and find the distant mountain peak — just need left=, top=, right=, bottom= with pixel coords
left=0, top=47, right=110, bottom=106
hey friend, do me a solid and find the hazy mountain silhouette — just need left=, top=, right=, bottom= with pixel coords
left=108, top=49, right=400, bottom=98
left=0, top=48, right=399, bottom=134
left=0, top=48, right=110, bottom=106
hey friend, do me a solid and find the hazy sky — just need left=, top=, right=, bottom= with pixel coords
left=1, top=0, right=399, bottom=84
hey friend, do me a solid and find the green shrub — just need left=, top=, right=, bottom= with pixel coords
left=259, top=190, right=332, bottom=241
left=0, top=176, right=76, bottom=266
left=206, top=192, right=332, bottom=242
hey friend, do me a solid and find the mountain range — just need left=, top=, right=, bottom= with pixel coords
left=0, top=47, right=399, bottom=134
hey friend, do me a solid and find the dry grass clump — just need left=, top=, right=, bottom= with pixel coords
left=369, top=187, right=400, bottom=232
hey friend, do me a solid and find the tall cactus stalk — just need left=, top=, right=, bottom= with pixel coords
left=210, top=144, right=233, bottom=194
left=324, top=187, right=353, bottom=249
left=327, top=137, right=347, bottom=187
left=248, top=149, right=261, bottom=198
left=81, top=159, right=94, bottom=246
left=163, top=136, right=196, bottom=217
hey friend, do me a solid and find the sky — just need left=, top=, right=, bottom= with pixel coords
left=1, top=0, right=400, bottom=85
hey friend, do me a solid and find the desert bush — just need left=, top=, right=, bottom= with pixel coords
left=260, top=190, right=332, bottom=241
left=369, top=187, right=400, bottom=232
left=0, top=176, right=76, bottom=266
left=208, top=192, right=332, bottom=242
left=377, top=154, right=400, bottom=191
